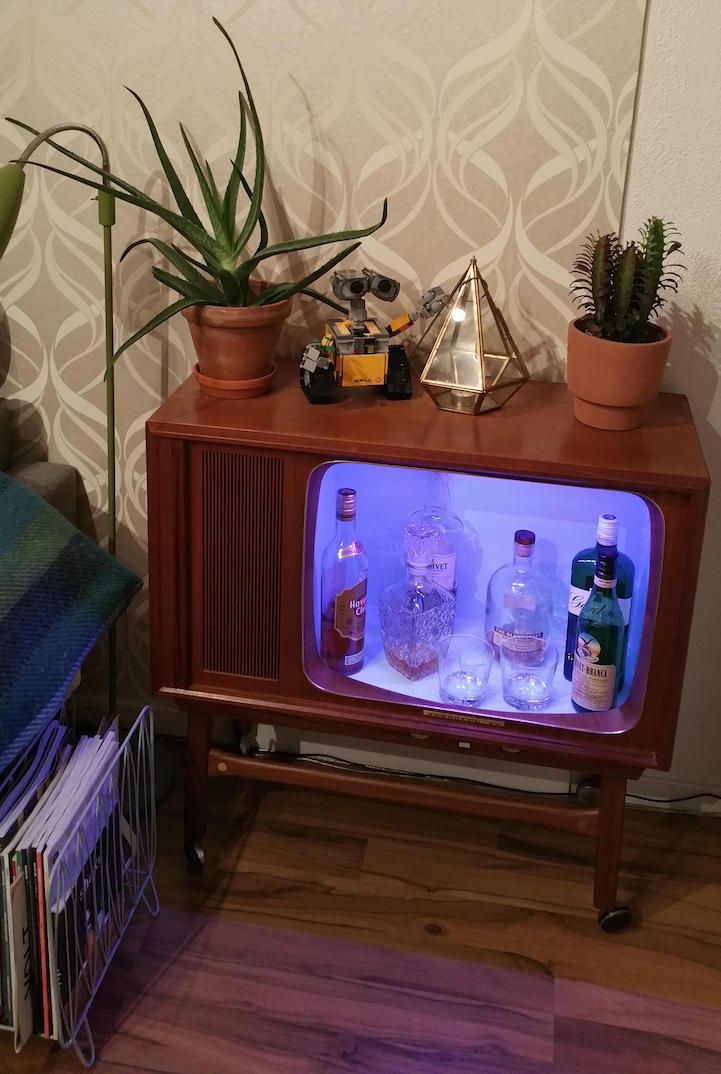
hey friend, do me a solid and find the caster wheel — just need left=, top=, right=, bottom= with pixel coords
left=598, top=905, right=633, bottom=933
left=184, top=840, right=205, bottom=875
left=576, top=776, right=601, bottom=807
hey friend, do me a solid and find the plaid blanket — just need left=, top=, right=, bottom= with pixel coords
left=0, top=472, right=142, bottom=775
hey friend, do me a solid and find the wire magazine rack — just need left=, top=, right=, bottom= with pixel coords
left=4, top=706, right=159, bottom=1067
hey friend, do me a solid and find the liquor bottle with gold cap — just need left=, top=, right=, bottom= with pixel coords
left=320, top=488, right=368, bottom=674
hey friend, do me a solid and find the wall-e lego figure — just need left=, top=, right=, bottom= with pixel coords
left=299, top=268, right=448, bottom=404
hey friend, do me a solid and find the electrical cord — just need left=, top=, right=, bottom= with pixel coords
left=250, top=748, right=574, bottom=797
left=250, top=748, right=721, bottom=807
left=627, top=791, right=721, bottom=804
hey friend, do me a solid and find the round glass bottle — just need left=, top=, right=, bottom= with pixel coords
left=407, top=472, right=464, bottom=596
left=485, top=529, right=553, bottom=656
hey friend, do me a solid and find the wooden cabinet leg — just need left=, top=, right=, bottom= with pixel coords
left=184, top=713, right=213, bottom=870
left=594, top=774, right=628, bottom=919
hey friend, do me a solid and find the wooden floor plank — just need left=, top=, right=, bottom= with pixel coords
left=3, top=772, right=721, bottom=1072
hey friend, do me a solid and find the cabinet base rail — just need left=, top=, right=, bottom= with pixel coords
left=184, top=720, right=630, bottom=930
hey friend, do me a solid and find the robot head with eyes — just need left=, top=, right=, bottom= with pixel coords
left=330, top=268, right=400, bottom=322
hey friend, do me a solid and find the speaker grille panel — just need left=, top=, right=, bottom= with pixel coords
left=202, top=449, right=283, bottom=680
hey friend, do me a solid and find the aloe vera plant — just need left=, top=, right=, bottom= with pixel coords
left=570, top=218, right=684, bottom=343
left=8, top=18, right=386, bottom=370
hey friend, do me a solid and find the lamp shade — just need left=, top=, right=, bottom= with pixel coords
left=0, top=163, right=25, bottom=260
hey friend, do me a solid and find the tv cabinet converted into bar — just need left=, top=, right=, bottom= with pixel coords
left=147, top=363, right=709, bottom=932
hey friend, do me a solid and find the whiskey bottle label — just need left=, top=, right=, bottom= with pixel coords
left=504, top=592, right=537, bottom=612
left=334, top=578, right=367, bottom=641
left=493, top=627, right=544, bottom=653
left=571, top=640, right=617, bottom=710
left=568, top=585, right=631, bottom=625
left=429, top=552, right=456, bottom=591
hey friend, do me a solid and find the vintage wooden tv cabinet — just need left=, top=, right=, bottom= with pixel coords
left=147, top=363, right=709, bottom=931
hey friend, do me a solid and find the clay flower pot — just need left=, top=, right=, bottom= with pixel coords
left=567, top=318, right=672, bottom=431
left=183, top=294, right=292, bottom=399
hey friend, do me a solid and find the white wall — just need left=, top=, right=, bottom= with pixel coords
left=623, top=0, right=721, bottom=800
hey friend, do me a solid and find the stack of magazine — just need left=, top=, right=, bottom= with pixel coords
left=0, top=718, right=123, bottom=1052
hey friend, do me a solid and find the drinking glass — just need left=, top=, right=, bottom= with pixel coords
left=437, top=634, right=494, bottom=705
left=500, top=643, right=558, bottom=711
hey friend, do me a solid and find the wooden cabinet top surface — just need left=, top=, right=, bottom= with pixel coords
left=148, top=363, right=709, bottom=494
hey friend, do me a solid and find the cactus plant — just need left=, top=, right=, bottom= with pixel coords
left=570, top=218, right=684, bottom=343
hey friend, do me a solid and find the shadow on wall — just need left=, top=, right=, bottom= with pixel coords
left=0, top=303, right=48, bottom=464
left=662, top=301, right=721, bottom=789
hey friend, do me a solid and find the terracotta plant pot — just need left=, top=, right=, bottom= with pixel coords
left=567, top=318, right=672, bottom=431
left=183, top=295, right=292, bottom=399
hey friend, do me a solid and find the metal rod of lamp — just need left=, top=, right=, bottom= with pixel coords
left=0, top=124, right=118, bottom=717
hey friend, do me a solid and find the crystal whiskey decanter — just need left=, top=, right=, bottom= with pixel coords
left=378, top=523, right=456, bottom=681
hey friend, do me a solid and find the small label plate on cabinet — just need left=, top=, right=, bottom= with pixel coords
left=420, top=708, right=506, bottom=728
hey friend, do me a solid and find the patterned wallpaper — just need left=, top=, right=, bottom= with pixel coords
left=0, top=0, right=646, bottom=707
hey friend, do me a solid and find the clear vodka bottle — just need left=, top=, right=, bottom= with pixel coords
left=485, top=529, right=553, bottom=656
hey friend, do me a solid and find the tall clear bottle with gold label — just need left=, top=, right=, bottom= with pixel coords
left=320, top=488, right=368, bottom=674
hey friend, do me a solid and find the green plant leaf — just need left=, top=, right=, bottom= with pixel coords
left=171, top=243, right=223, bottom=276
left=152, top=265, right=218, bottom=302
left=222, top=93, right=247, bottom=236
left=242, top=199, right=388, bottom=277
left=179, top=123, right=231, bottom=249
left=297, top=287, right=348, bottom=315
left=124, top=87, right=203, bottom=228
left=121, top=237, right=224, bottom=302
left=230, top=161, right=268, bottom=252
left=109, top=297, right=198, bottom=373
left=21, top=158, right=226, bottom=263
left=250, top=241, right=361, bottom=305
left=212, top=18, right=266, bottom=257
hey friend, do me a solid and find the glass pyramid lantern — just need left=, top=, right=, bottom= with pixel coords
left=416, top=257, right=528, bottom=415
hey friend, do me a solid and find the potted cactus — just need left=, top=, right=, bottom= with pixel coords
left=11, top=18, right=386, bottom=399
left=567, top=218, right=684, bottom=429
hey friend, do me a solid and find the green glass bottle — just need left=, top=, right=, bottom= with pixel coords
left=571, top=516, right=625, bottom=713
left=563, top=513, right=634, bottom=686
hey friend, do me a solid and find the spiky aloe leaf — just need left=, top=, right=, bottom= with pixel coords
left=222, top=93, right=247, bottom=237
left=249, top=241, right=362, bottom=306
left=178, top=124, right=231, bottom=250
left=230, top=161, right=268, bottom=252
left=22, top=157, right=226, bottom=264
left=239, top=199, right=388, bottom=287
left=121, top=236, right=222, bottom=297
left=297, top=287, right=348, bottom=315
left=124, top=88, right=202, bottom=228
left=212, top=18, right=265, bottom=257
left=151, top=266, right=219, bottom=302
left=108, top=297, right=198, bottom=373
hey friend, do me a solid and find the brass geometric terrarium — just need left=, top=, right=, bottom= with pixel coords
left=415, top=257, right=528, bottom=415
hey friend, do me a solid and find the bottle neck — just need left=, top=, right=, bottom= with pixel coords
left=407, top=562, right=430, bottom=584
left=425, top=471, right=451, bottom=510
left=593, top=544, right=618, bottom=594
left=513, top=544, right=534, bottom=567
left=335, top=515, right=357, bottom=542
